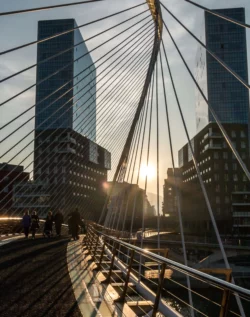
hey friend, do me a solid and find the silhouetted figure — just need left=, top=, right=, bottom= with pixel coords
left=22, top=210, right=31, bottom=238
left=30, top=211, right=39, bottom=239
left=44, top=211, right=54, bottom=238
left=71, top=208, right=81, bottom=240
left=81, top=218, right=86, bottom=234
left=54, top=210, right=64, bottom=237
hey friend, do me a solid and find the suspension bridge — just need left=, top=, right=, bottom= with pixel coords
left=1, top=0, right=250, bottom=316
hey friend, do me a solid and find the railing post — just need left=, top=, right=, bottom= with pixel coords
left=93, top=234, right=100, bottom=258
left=152, top=262, right=166, bottom=317
left=96, top=239, right=106, bottom=270
left=117, top=249, right=135, bottom=302
left=105, top=241, right=118, bottom=283
left=220, top=271, right=232, bottom=317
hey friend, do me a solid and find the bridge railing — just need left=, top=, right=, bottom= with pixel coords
left=84, top=224, right=250, bottom=317
left=0, top=217, right=68, bottom=236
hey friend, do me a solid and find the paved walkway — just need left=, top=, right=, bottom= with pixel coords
left=0, top=236, right=82, bottom=317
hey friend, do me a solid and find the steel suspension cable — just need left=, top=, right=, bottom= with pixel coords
left=38, top=87, right=144, bottom=222
left=155, top=54, right=161, bottom=253
left=127, top=71, right=152, bottom=242
left=161, top=38, right=246, bottom=317
left=113, top=97, right=147, bottom=231
left=159, top=48, right=194, bottom=317
left=1, top=9, right=149, bottom=83
left=0, top=52, right=152, bottom=210
left=0, top=17, right=152, bottom=112
left=160, top=2, right=250, bottom=91
left=1, top=53, right=152, bottom=214
left=5, top=58, right=150, bottom=213
left=14, top=51, right=151, bottom=211
left=10, top=75, right=146, bottom=219
left=1, top=28, right=153, bottom=149
left=0, top=13, right=151, bottom=109
left=183, top=0, right=250, bottom=29
left=138, top=70, right=155, bottom=281
left=162, top=19, right=250, bottom=181
left=1, top=34, right=153, bottom=170
left=0, top=2, right=145, bottom=53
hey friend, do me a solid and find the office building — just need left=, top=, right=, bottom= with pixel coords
left=13, top=182, right=51, bottom=218
left=104, top=182, right=153, bottom=230
left=0, top=163, right=29, bottom=213
left=195, top=8, right=249, bottom=132
left=163, top=168, right=182, bottom=215
left=32, top=19, right=109, bottom=220
left=35, top=19, right=96, bottom=141
left=177, top=123, right=249, bottom=235
left=34, top=128, right=111, bottom=220
left=232, top=192, right=250, bottom=238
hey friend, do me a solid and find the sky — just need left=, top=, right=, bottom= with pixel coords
left=0, top=0, right=250, bottom=209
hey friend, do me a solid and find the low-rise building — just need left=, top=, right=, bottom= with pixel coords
left=33, top=128, right=111, bottom=221
left=104, top=182, right=153, bottom=230
left=232, top=192, right=250, bottom=238
left=12, top=182, right=50, bottom=218
left=0, top=163, right=29, bottom=214
left=177, top=123, right=249, bottom=236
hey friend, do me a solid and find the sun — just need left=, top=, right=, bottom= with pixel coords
left=140, top=164, right=155, bottom=180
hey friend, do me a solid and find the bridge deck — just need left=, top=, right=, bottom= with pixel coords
left=0, top=236, right=83, bottom=317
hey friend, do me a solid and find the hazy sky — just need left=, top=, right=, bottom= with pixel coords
left=0, top=0, right=250, bottom=208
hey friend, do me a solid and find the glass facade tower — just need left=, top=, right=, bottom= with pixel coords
left=195, top=8, right=249, bottom=132
left=35, top=19, right=96, bottom=141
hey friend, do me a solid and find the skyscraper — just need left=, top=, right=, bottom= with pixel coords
left=32, top=20, right=110, bottom=220
left=195, top=8, right=249, bottom=132
left=35, top=19, right=96, bottom=141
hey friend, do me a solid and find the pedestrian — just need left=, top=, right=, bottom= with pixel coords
left=71, top=208, right=81, bottom=240
left=30, top=211, right=39, bottom=239
left=80, top=218, right=86, bottom=234
left=44, top=211, right=54, bottom=238
left=54, top=209, right=64, bottom=237
left=22, top=210, right=31, bottom=238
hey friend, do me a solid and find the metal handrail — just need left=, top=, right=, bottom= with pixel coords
left=93, top=227, right=250, bottom=299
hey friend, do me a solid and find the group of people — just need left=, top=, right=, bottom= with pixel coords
left=22, top=208, right=85, bottom=240
left=22, top=209, right=64, bottom=239
left=22, top=210, right=40, bottom=239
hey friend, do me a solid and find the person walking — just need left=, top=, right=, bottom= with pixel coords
left=22, top=210, right=31, bottom=238
left=44, top=211, right=54, bottom=238
left=71, top=208, right=81, bottom=240
left=54, top=209, right=64, bottom=237
left=30, top=211, right=39, bottom=239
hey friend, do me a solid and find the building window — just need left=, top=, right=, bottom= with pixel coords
left=214, top=163, right=219, bottom=170
left=214, top=152, right=219, bottom=159
left=231, top=131, right=236, bottom=138
left=233, top=163, right=237, bottom=171
left=224, top=174, right=229, bottom=181
left=214, top=174, right=219, bottom=181
left=243, top=175, right=247, bottom=182
left=233, top=174, right=238, bottom=181
left=215, top=185, right=220, bottom=192
left=242, top=152, right=246, bottom=159
left=240, top=131, right=246, bottom=138
left=223, top=152, right=228, bottom=159
left=217, top=207, right=221, bottom=215
left=234, top=184, right=238, bottom=191
left=241, top=142, right=246, bottom=149
left=216, top=196, right=220, bottom=204
left=224, top=163, right=228, bottom=170
left=225, top=196, right=230, bottom=204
